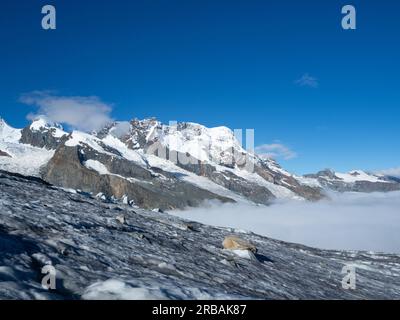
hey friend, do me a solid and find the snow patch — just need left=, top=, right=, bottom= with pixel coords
left=65, top=131, right=104, bottom=152
left=84, top=160, right=109, bottom=175
left=335, top=170, right=383, bottom=183
left=228, top=249, right=255, bottom=260
left=0, top=141, right=54, bottom=177
left=82, top=278, right=243, bottom=300
left=0, top=119, right=21, bottom=143
left=102, top=134, right=146, bottom=165
left=82, top=279, right=168, bottom=300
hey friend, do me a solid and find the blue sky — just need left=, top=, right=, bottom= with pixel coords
left=0, top=0, right=399, bottom=174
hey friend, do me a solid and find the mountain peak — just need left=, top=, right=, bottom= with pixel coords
left=0, top=116, right=10, bottom=129
left=29, top=116, right=64, bottom=131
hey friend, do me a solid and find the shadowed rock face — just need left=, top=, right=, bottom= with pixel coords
left=41, top=145, right=234, bottom=210
left=0, top=170, right=399, bottom=300
left=19, top=126, right=67, bottom=150
left=142, top=141, right=324, bottom=203
left=385, top=176, right=400, bottom=183
left=0, top=150, right=11, bottom=157
left=176, top=161, right=325, bottom=203
left=145, top=144, right=277, bottom=204
left=255, top=161, right=325, bottom=201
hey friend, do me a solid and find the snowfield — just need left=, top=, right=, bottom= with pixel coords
left=0, top=143, right=54, bottom=177
left=335, top=170, right=385, bottom=183
left=84, top=160, right=110, bottom=175
left=0, top=120, right=54, bottom=177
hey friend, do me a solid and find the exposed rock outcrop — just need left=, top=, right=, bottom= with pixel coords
left=0, top=150, right=11, bottom=157
left=41, top=144, right=234, bottom=210
left=146, top=144, right=277, bottom=204
left=19, top=122, right=67, bottom=150
left=223, top=236, right=257, bottom=253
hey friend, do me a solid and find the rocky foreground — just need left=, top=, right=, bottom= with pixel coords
left=1, top=170, right=399, bottom=300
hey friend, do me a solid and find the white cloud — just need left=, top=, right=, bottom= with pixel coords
left=295, top=73, right=319, bottom=88
left=171, top=191, right=400, bottom=254
left=375, top=167, right=400, bottom=178
left=255, top=143, right=297, bottom=160
left=20, top=91, right=113, bottom=132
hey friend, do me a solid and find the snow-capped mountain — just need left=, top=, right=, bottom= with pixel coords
left=1, top=116, right=399, bottom=210
left=304, top=169, right=400, bottom=193
left=19, top=116, right=67, bottom=150
left=0, top=117, right=56, bottom=177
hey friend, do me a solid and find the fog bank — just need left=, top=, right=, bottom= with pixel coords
left=171, top=191, right=400, bottom=254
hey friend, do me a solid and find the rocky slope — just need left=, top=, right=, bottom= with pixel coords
left=42, top=144, right=233, bottom=210
left=1, top=170, right=399, bottom=300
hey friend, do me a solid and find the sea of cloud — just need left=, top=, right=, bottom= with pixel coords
left=171, top=191, right=400, bottom=254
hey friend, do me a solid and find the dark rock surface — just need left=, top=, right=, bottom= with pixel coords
left=0, top=149, right=11, bottom=157
left=19, top=126, right=67, bottom=150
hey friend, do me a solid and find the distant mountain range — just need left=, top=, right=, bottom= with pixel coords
left=1, top=116, right=399, bottom=210
left=304, top=169, right=400, bottom=193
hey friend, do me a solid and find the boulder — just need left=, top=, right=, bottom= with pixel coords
left=222, top=236, right=257, bottom=253
left=116, top=214, right=125, bottom=224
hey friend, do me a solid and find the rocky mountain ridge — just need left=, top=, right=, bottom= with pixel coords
left=1, top=116, right=399, bottom=210
left=305, top=169, right=400, bottom=193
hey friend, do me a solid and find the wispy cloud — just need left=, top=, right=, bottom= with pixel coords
left=295, top=73, right=319, bottom=88
left=20, top=91, right=113, bottom=132
left=375, top=167, right=400, bottom=178
left=255, top=143, right=297, bottom=160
